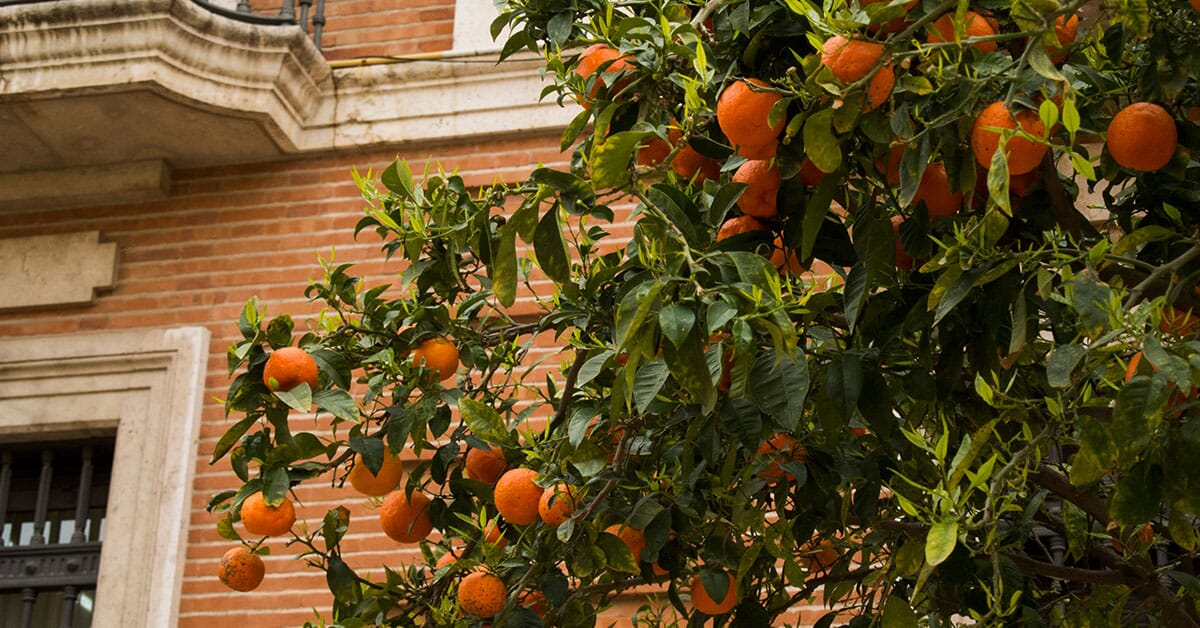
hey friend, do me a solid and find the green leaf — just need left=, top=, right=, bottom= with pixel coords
left=534, top=205, right=572, bottom=286
left=591, top=131, right=651, bottom=189
left=1111, top=378, right=1157, bottom=461
left=803, top=109, right=841, bottom=176
left=748, top=350, right=809, bottom=430
left=659, top=303, right=696, bottom=350
left=1027, top=43, right=1066, bottom=81
left=1112, top=226, right=1178, bottom=256
left=1071, top=274, right=1113, bottom=332
left=1110, top=462, right=1162, bottom=526
left=707, top=300, right=737, bottom=334
left=663, top=327, right=717, bottom=410
left=1070, top=419, right=1117, bottom=485
left=322, top=506, right=351, bottom=553
left=577, top=351, right=614, bottom=388
left=826, top=351, right=862, bottom=420
left=1170, top=509, right=1197, bottom=551
left=211, top=416, right=258, bottom=463
left=326, top=554, right=363, bottom=605
left=615, top=281, right=663, bottom=351
left=265, top=315, right=294, bottom=349
left=882, top=595, right=919, bottom=628
left=459, top=398, right=508, bottom=445
left=314, top=389, right=360, bottom=422
left=263, top=466, right=291, bottom=506
left=925, top=519, right=958, bottom=567
left=492, top=220, right=519, bottom=307
left=597, top=532, right=640, bottom=573
left=350, top=436, right=384, bottom=474
left=381, top=159, right=414, bottom=197
left=933, top=268, right=980, bottom=325
left=843, top=262, right=868, bottom=331
left=274, top=383, right=313, bottom=413
left=1046, top=344, right=1086, bottom=388
left=633, top=360, right=671, bottom=413
left=986, top=142, right=1012, bottom=215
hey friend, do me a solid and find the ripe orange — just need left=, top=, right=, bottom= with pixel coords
left=574, top=44, right=633, bottom=106
left=379, top=490, right=433, bottom=543
left=913, top=163, right=963, bottom=218
left=770, top=236, right=807, bottom=274
left=717, top=78, right=785, bottom=159
left=1106, top=102, right=1178, bottom=172
left=262, top=346, right=319, bottom=393
left=733, top=160, right=781, bottom=219
left=891, top=215, right=915, bottom=271
left=690, top=571, right=738, bottom=615
left=928, top=11, right=997, bottom=54
left=458, top=569, right=507, bottom=618
left=494, top=468, right=544, bottom=525
left=347, top=451, right=404, bottom=496
left=411, top=337, right=459, bottom=382
left=804, top=537, right=839, bottom=571
left=799, top=157, right=828, bottom=186
left=716, top=216, right=770, bottom=242
left=218, top=546, right=265, bottom=592
left=971, top=101, right=1049, bottom=175
left=1192, top=0, right=1200, bottom=11
left=673, top=143, right=722, bottom=182
left=820, top=36, right=894, bottom=111
left=1048, top=14, right=1079, bottom=63
left=538, top=483, right=578, bottom=527
left=483, top=520, right=507, bottom=549
left=240, top=492, right=296, bottom=537
left=465, top=445, right=508, bottom=485
left=605, top=523, right=647, bottom=562
left=756, top=433, right=806, bottom=482
left=434, top=549, right=458, bottom=570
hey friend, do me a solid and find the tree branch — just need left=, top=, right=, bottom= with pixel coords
left=1124, top=241, right=1200, bottom=309
left=1005, top=552, right=1134, bottom=586
left=547, top=349, right=587, bottom=433
left=1029, top=465, right=1110, bottom=527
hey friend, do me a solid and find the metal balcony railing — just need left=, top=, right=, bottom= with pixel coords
left=193, top=0, right=326, bottom=49
left=0, top=0, right=326, bottom=50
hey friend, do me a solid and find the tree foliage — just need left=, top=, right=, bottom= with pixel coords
left=211, top=0, right=1200, bottom=625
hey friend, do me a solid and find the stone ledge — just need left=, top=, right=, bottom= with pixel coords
left=0, top=231, right=118, bottom=311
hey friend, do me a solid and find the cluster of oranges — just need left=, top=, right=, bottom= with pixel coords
left=219, top=338, right=459, bottom=592
left=571, top=6, right=1183, bottom=279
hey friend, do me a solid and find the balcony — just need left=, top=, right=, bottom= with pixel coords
left=0, top=0, right=573, bottom=209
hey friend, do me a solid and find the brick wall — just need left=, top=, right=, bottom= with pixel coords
left=249, top=0, right=457, bottom=60
left=0, top=132, right=591, bottom=627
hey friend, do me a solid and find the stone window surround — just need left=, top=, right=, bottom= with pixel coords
left=0, top=327, right=209, bottom=627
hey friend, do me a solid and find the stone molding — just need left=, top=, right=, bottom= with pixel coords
left=0, top=0, right=574, bottom=177
left=0, top=326, right=210, bottom=627
left=0, top=230, right=120, bottom=311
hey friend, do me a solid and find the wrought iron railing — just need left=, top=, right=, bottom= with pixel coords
left=192, top=0, right=326, bottom=49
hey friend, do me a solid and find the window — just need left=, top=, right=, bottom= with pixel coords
left=0, top=439, right=114, bottom=628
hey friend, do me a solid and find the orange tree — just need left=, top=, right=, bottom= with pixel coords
left=209, top=0, right=1200, bottom=625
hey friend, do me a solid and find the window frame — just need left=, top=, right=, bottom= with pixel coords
left=0, top=327, right=209, bottom=627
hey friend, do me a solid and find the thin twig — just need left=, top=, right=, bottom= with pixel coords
left=1124, top=241, right=1200, bottom=308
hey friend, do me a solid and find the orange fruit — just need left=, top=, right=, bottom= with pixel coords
left=411, top=336, right=459, bottom=382
left=458, top=569, right=507, bottom=618
left=574, top=44, right=633, bottom=106
left=1048, top=14, right=1079, bottom=63
left=434, top=549, right=458, bottom=570
left=494, top=468, right=544, bottom=525
left=240, top=492, right=296, bottom=537
left=673, top=143, right=722, bottom=182
left=637, top=137, right=672, bottom=167
left=716, top=216, right=770, bottom=242
left=770, top=236, right=807, bottom=274
left=465, top=445, right=508, bottom=485
left=483, top=520, right=507, bottom=548
left=717, top=78, right=785, bottom=159
left=891, top=215, right=915, bottom=271
left=913, top=163, right=963, bottom=218
left=218, top=546, right=265, bottom=592
left=690, top=571, right=738, bottom=615
left=379, top=490, right=433, bottom=543
left=347, top=451, right=404, bottom=496
left=538, top=483, right=578, bottom=526
left=971, top=101, right=1049, bottom=175
left=804, top=537, right=839, bottom=571
left=605, top=523, right=647, bottom=562
left=1009, top=169, right=1039, bottom=198
left=262, top=346, right=319, bottom=393
left=820, top=36, right=894, bottom=111
left=756, top=433, right=806, bottom=482
left=1106, top=102, right=1178, bottom=172
left=928, top=11, right=997, bottom=54
left=732, top=160, right=781, bottom=219
left=799, top=157, right=828, bottom=186
left=1192, top=0, right=1200, bottom=11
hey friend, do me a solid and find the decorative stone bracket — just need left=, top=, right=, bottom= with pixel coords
left=0, top=231, right=118, bottom=311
